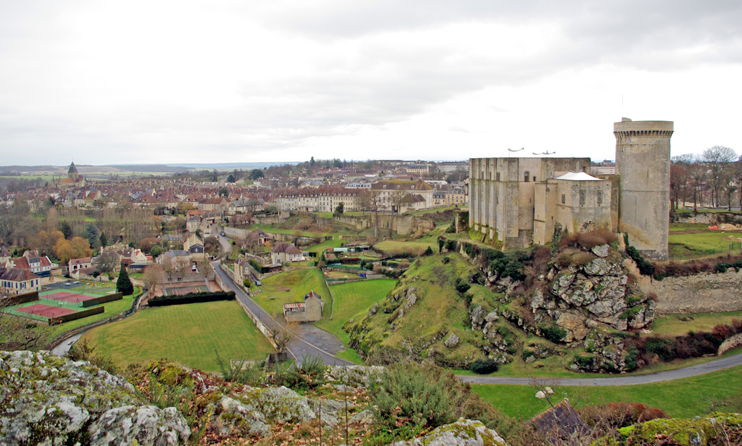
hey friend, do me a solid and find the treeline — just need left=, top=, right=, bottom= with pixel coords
left=671, top=145, right=740, bottom=210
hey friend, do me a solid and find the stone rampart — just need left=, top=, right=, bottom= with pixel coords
left=636, top=267, right=742, bottom=314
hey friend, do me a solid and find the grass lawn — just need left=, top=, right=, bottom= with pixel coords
left=82, top=300, right=274, bottom=372
left=315, top=279, right=396, bottom=346
left=668, top=231, right=742, bottom=258
left=306, top=238, right=343, bottom=253
left=472, top=364, right=742, bottom=420
left=374, top=239, right=436, bottom=256
left=253, top=269, right=331, bottom=318
left=669, top=223, right=716, bottom=232
left=652, top=311, right=742, bottom=337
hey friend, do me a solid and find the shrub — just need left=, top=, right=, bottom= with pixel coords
left=243, top=278, right=251, bottom=288
left=469, top=359, right=499, bottom=374
left=556, top=253, right=572, bottom=268
left=423, top=246, right=433, bottom=256
left=454, top=277, right=471, bottom=293
left=626, top=245, right=655, bottom=276
left=370, top=362, right=506, bottom=440
left=580, top=402, right=668, bottom=429
left=573, top=252, right=597, bottom=267
left=541, top=325, right=567, bottom=343
left=116, top=264, right=134, bottom=296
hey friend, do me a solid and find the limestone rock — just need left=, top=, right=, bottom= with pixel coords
left=556, top=312, right=590, bottom=342
left=469, top=305, right=486, bottom=330
left=591, top=244, right=610, bottom=258
left=88, top=405, right=191, bottom=446
left=388, top=419, right=507, bottom=446
left=584, top=258, right=611, bottom=276
left=485, top=311, right=500, bottom=323
left=444, top=333, right=460, bottom=348
left=405, top=293, right=417, bottom=309
left=369, top=303, right=378, bottom=316
left=0, top=351, right=190, bottom=446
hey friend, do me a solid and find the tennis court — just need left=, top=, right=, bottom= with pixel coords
left=41, top=291, right=100, bottom=304
left=15, top=304, right=77, bottom=319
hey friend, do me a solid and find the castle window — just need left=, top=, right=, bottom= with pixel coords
left=496, top=172, right=501, bottom=181
left=533, top=176, right=536, bottom=182
left=579, top=191, right=585, bottom=206
left=524, top=171, right=530, bottom=182
left=561, top=194, right=565, bottom=204
left=597, top=191, right=603, bottom=205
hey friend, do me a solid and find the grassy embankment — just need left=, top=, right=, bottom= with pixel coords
left=314, top=279, right=397, bottom=363
left=82, top=300, right=274, bottom=372
left=251, top=268, right=331, bottom=318
left=473, top=363, right=742, bottom=420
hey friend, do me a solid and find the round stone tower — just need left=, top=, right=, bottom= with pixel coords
left=614, top=118, right=673, bottom=260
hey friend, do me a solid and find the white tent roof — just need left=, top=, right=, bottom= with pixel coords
left=553, top=171, right=602, bottom=181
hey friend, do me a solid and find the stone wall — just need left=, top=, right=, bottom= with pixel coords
left=635, top=265, right=742, bottom=314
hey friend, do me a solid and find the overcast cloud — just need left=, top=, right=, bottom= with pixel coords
left=0, top=1, right=740, bottom=165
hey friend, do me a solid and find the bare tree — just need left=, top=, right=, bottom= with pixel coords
left=359, top=190, right=382, bottom=241
left=162, top=256, right=175, bottom=281
left=142, top=264, right=165, bottom=291
left=95, top=250, right=120, bottom=274
left=266, top=320, right=298, bottom=354
left=703, top=146, right=737, bottom=208
left=0, top=298, right=53, bottom=351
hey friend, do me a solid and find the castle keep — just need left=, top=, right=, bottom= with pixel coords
left=469, top=118, right=673, bottom=260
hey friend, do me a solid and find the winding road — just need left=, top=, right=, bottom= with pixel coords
left=458, top=352, right=742, bottom=386
left=213, top=261, right=353, bottom=367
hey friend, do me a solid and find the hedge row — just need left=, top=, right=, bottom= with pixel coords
left=148, top=291, right=236, bottom=307
left=48, top=306, right=105, bottom=325
left=2, top=291, right=38, bottom=306
left=81, top=292, right=123, bottom=308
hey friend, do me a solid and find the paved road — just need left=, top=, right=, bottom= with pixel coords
left=459, top=352, right=742, bottom=386
left=213, top=262, right=353, bottom=367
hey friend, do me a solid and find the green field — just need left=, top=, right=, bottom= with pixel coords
left=473, top=364, right=742, bottom=420
left=252, top=268, right=331, bottom=318
left=374, top=239, right=437, bottom=256
left=82, top=300, right=273, bottom=372
left=668, top=231, right=742, bottom=258
left=306, top=238, right=343, bottom=253
left=315, top=279, right=396, bottom=350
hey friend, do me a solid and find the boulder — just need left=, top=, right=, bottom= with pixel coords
left=583, top=258, right=612, bottom=276
left=368, top=303, right=378, bottom=316
left=388, top=419, right=507, bottom=446
left=444, top=334, right=460, bottom=348
left=556, top=312, right=590, bottom=342
left=405, top=293, right=417, bottom=309
left=591, top=244, right=610, bottom=258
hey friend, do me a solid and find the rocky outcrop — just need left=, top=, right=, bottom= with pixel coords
left=536, top=255, right=654, bottom=334
left=388, top=419, right=507, bottom=446
left=0, top=351, right=191, bottom=446
left=591, top=412, right=742, bottom=446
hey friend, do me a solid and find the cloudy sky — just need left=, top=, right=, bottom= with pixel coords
left=1, top=1, right=740, bottom=166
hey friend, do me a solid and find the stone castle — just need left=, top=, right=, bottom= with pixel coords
left=469, top=118, right=673, bottom=260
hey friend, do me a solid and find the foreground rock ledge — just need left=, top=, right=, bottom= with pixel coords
left=389, top=419, right=507, bottom=446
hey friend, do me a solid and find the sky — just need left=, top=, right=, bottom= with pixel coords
left=0, top=1, right=741, bottom=166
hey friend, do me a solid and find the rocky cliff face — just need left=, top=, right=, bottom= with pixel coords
left=471, top=244, right=655, bottom=373
left=1, top=351, right=503, bottom=446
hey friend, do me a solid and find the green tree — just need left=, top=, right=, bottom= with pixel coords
left=59, top=221, right=73, bottom=240
left=99, top=232, right=108, bottom=248
left=84, top=223, right=100, bottom=249
left=248, top=169, right=264, bottom=180
left=116, top=263, right=134, bottom=296
left=334, top=202, right=344, bottom=216
left=226, top=174, right=236, bottom=183
left=218, top=188, right=229, bottom=197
